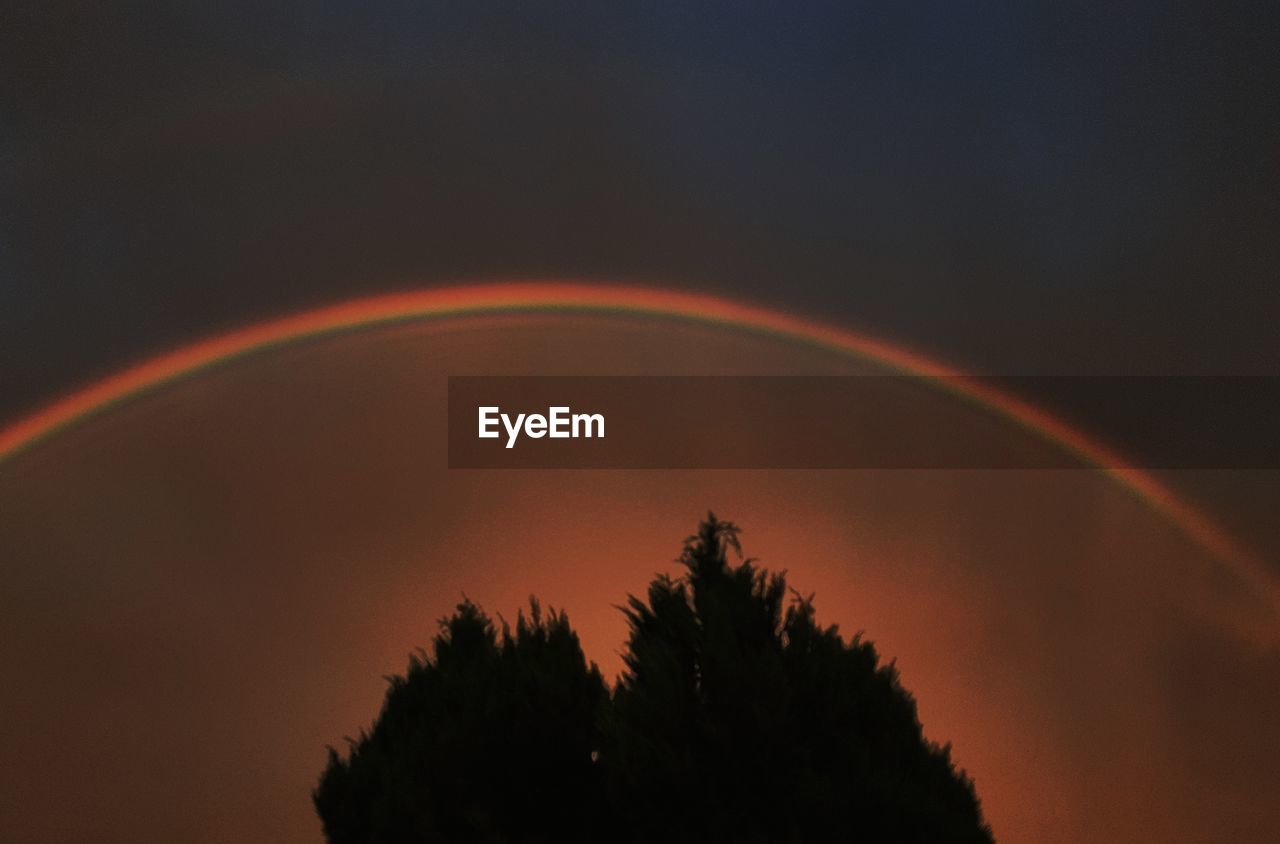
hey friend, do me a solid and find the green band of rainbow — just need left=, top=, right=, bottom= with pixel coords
left=1, top=281, right=1272, bottom=609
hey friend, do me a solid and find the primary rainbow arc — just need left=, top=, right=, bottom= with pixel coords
left=0, top=281, right=1272, bottom=608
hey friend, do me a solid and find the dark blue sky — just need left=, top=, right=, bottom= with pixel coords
left=4, top=1, right=1279, bottom=421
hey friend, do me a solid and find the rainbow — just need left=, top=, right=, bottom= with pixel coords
left=0, top=281, right=1273, bottom=607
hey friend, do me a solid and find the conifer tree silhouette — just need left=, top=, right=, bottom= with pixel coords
left=315, top=515, right=992, bottom=843
left=314, top=600, right=606, bottom=842
left=603, top=515, right=991, bottom=843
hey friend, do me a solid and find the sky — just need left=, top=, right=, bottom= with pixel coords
left=5, top=1, right=1280, bottom=422
left=2, top=316, right=1278, bottom=841
left=3, top=3, right=1280, bottom=842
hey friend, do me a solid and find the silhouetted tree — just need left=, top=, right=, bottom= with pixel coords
left=315, top=515, right=992, bottom=843
left=314, top=600, right=607, bottom=842
left=602, top=515, right=991, bottom=843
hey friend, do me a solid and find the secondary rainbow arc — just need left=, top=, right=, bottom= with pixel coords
left=0, top=281, right=1273, bottom=609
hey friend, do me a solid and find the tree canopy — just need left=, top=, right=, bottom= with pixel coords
left=315, top=515, right=992, bottom=842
